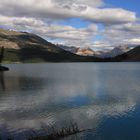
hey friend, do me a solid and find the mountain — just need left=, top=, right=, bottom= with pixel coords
left=56, top=45, right=79, bottom=54
left=57, top=45, right=95, bottom=56
left=113, top=45, right=140, bottom=61
left=96, top=46, right=131, bottom=58
left=0, top=28, right=140, bottom=62
left=0, top=29, right=102, bottom=62
left=76, top=48, right=95, bottom=56
left=57, top=44, right=131, bottom=58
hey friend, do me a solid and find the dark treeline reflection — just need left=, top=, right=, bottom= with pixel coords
left=0, top=75, right=49, bottom=94
left=0, top=72, right=5, bottom=90
left=18, top=76, right=48, bottom=91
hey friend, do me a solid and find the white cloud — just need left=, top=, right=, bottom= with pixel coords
left=81, top=7, right=136, bottom=24
left=106, top=23, right=140, bottom=34
left=0, top=15, right=45, bottom=29
left=0, top=0, right=137, bottom=24
left=53, top=0, right=104, bottom=8
left=1, top=14, right=140, bottom=48
left=102, top=23, right=140, bottom=46
left=0, top=15, right=98, bottom=47
left=124, top=38, right=140, bottom=45
left=0, top=0, right=139, bottom=49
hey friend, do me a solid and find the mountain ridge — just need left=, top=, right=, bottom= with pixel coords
left=0, top=29, right=140, bottom=62
left=113, top=45, right=140, bottom=61
left=0, top=29, right=102, bottom=62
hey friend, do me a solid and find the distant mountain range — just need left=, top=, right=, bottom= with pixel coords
left=57, top=45, right=95, bottom=56
left=57, top=44, right=132, bottom=58
left=95, top=46, right=131, bottom=58
left=0, top=29, right=140, bottom=62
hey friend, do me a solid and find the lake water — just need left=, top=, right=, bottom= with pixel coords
left=0, top=63, right=140, bottom=140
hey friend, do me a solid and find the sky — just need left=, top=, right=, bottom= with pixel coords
left=0, top=0, right=140, bottom=50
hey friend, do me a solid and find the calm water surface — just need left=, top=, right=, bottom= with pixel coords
left=0, top=63, right=140, bottom=140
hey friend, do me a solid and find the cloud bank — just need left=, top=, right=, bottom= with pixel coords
left=0, top=0, right=140, bottom=49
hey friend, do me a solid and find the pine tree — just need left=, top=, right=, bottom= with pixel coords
left=0, top=46, right=4, bottom=64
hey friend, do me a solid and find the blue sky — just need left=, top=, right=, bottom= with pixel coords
left=61, top=0, right=140, bottom=28
left=0, top=0, right=140, bottom=50
left=105, top=0, right=140, bottom=15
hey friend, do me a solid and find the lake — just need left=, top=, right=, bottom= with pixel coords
left=0, top=63, right=140, bottom=140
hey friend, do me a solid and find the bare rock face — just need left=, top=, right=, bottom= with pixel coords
left=0, top=28, right=63, bottom=52
left=76, top=48, right=95, bottom=56
left=0, top=40, right=19, bottom=49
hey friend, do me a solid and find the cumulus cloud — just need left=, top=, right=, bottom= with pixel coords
left=102, top=23, right=140, bottom=46
left=105, top=23, right=140, bottom=34
left=53, top=0, right=104, bottom=8
left=124, top=38, right=140, bottom=45
left=0, top=15, right=98, bottom=47
left=81, top=7, right=136, bottom=24
left=0, top=0, right=139, bottom=49
left=0, top=15, right=45, bottom=30
left=0, top=0, right=137, bottom=24
left=36, top=24, right=98, bottom=47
